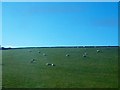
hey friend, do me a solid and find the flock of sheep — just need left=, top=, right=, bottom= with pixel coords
left=29, top=49, right=101, bottom=66
left=29, top=50, right=56, bottom=66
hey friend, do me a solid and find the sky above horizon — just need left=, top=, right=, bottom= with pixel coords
left=2, top=2, right=118, bottom=47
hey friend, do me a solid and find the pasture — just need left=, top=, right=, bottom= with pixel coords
left=2, top=47, right=118, bottom=88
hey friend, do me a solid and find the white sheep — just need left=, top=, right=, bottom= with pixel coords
left=66, top=54, right=69, bottom=57
left=97, top=50, right=100, bottom=53
left=43, top=53, right=46, bottom=56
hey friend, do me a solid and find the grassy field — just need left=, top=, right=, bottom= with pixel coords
left=0, top=50, right=2, bottom=89
left=2, top=47, right=118, bottom=88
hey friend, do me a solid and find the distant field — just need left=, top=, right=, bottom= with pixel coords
left=0, top=50, right=2, bottom=89
left=2, top=47, right=118, bottom=88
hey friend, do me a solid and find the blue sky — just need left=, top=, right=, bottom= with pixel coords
left=0, top=2, right=2, bottom=46
left=2, top=2, right=118, bottom=47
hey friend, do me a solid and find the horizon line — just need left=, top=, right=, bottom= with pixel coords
left=0, top=45, right=119, bottom=48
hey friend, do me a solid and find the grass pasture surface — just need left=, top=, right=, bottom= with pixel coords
left=2, top=47, right=118, bottom=88
left=0, top=50, right=2, bottom=89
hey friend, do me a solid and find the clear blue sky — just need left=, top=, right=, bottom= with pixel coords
left=2, top=2, right=118, bottom=47
left=0, top=2, right=2, bottom=46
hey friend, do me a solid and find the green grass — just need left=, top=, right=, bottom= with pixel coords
left=0, top=50, right=2, bottom=89
left=2, top=47, right=118, bottom=88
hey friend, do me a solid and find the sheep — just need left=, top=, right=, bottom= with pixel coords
left=30, top=59, right=36, bottom=63
left=46, top=63, right=50, bottom=66
left=46, top=63, right=55, bottom=66
left=43, top=53, right=46, bottom=56
left=66, top=54, right=69, bottom=57
left=51, top=64, right=55, bottom=66
left=82, top=52, right=87, bottom=57
left=97, top=50, right=100, bottom=53
left=84, top=52, right=87, bottom=55
left=83, top=54, right=86, bottom=57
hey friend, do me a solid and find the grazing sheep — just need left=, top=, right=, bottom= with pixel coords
left=46, top=63, right=55, bottom=66
left=84, top=52, right=87, bottom=55
left=43, top=53, right=46, bottom=56
left=97, top=50, right=100, bottom=53
left=46, top=63, right=51, bottom=66
left=83, top=54, right=86, bottom=57
left=46, top=63, right=48, bottom=65
left=66, top=54, right=69, bottom=57
left=83, top=52, right=87, bottom=57
left=51, top=64, right=55, bottom=66
left=30, top=59, right=36, bottom=63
